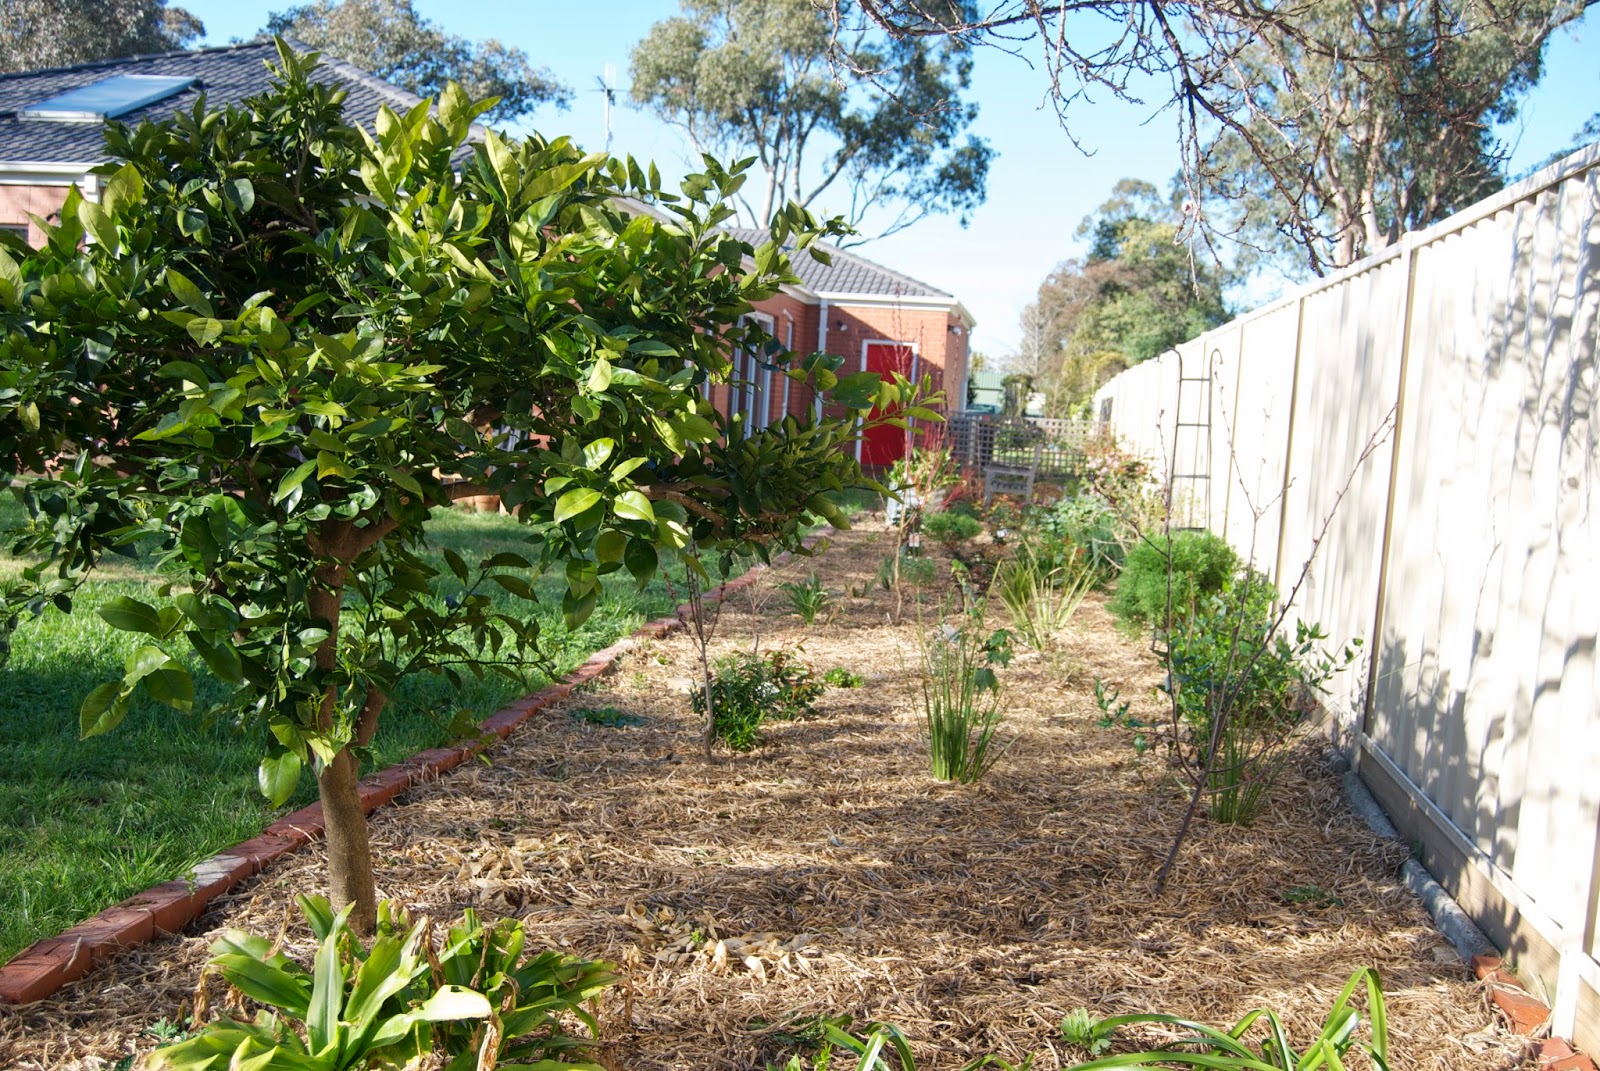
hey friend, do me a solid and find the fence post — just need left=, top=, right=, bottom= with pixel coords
left=1271, top=297, right=1308, bottom=596
left=1359, top=238, right=1421, bottom=751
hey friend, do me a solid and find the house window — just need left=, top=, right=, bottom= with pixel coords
left=733, top=312, right=775, bottom=437
left=0, top=223, right=27, bottom=243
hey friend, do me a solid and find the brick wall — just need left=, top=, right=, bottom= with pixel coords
left=0, top=183, right=71, bottom=246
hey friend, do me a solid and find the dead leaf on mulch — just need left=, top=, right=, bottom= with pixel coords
left=0, top=527, right=1530, bottom=1071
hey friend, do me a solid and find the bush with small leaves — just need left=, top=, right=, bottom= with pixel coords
left=1109, top=529, right=1239, bottom=634
left=691, top=649, right=824, bottom=751
left=922, top=510, right=983, bottom=548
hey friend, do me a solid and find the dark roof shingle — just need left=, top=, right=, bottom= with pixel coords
left=0, top=39, right=427, bottom=165
left=725, top=226, right=952, bottom=300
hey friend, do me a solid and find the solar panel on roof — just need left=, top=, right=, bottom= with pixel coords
left=20, top=75, right=196, bottom=123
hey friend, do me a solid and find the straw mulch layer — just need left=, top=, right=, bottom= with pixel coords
left=1, top=526, right=1528, bottom=1070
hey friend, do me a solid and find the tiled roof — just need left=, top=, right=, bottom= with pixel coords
left=724, top=226, right=952, bottom=300
left=0, top=39, right=432, bottom=166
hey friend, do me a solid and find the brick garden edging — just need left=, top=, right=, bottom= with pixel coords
left=0, top=548, right=793, bottom=1005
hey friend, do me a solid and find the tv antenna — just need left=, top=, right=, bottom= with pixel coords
left=594, top=64, right=616, bottom=152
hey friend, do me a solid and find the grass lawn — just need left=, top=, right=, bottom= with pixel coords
left=0, top=500, right=698, bottom=964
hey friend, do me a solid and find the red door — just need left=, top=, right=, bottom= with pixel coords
left=861, top=342, right=915, bottom=466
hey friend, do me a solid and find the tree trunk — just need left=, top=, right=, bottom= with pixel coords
left=318, top=747, right=378, bottom=934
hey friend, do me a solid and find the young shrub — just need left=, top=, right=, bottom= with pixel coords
left=691, top=649, right=824, bottom=751
left=1109, top=530, right=1239, bottom=633
left=922, top=510, right=983, bottom=549
left=1164, top=578, right=1359, bottom=824
left=779, top=573, right=834, bottom=625
left=918, top=606, right=1014, bottom=783
left=822, top=666, right=865, bottom=688
left=147, top=895, right=615, bottom=1070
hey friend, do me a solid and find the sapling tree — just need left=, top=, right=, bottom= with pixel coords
left=0, top=42, right=931, bottom=931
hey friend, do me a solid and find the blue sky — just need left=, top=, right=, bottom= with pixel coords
left=180, top=0, right=1599, bottom=357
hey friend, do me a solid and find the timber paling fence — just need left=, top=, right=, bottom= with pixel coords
left=1095, top=142, right=1600, bottom=1047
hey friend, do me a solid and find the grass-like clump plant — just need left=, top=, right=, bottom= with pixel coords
left=1058, top=965, right=1389, bottom=1070
left=779, top=573, right=834, bottom=625
left=994, top=541, right=1097, bottom=650
left=917, top=602, right=1014, bottom=783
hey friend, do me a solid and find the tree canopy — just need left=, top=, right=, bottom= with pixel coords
left=832, top=0, right=1589, bottom=270
left=0, top=42, right=926, bottom=929
left=630, top=0, right=992, bottom=243
left=0, top=0, right=203, bottom=73
left=265, top=0, right=570, bottom=125
left=1016, top=180, right=1228, bottom=415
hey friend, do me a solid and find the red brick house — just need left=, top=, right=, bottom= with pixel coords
left=0, top=43, right=974, bottom=466
left=723, top=228, right=974, bottom=467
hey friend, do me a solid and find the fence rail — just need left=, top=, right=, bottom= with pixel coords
left=1095, top=141, right=1600, bottom=1049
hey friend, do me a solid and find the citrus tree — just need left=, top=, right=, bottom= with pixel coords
left=0, top=42, right=930, bottom=930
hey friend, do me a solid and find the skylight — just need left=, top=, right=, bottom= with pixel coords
left=20, top=75, right=196, bottom=123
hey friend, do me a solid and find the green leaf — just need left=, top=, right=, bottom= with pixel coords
left=166, top=268, right=214, bottom=317
left=553, top=487, right=602, bottom=523
left=79, top=682, right=128, bottom=739
left=613, top=491, right=654, bottom=523
left=213, top=953, right=312, bottom=1016
left=274, top=459, right=318, bottom=505
left=587, top=358, right=613, bottom=393
left=189, top=632, right=244, bottom=684
left=0, top=247, right=20, bottom=308
left=224, top=177, right=255, bottom=213
left=258, top=753, right=302, bottom=807
left=185, top=317, right=224, bottom=346
left=583, top=438, right=615, bottom=469
left=77, top=199, right=118, bottom=251
left=595, top=529, right=626, bottom=564
left=624, top=540, right=658, bottom=587
left=98, top=596, right=167, bottom=635
left=562, top=585, right=599, bottom=629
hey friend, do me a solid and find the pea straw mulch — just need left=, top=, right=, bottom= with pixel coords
left=0, top=526, right=1531, bottom=1070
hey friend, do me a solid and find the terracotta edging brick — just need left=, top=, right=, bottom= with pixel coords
left=0, top=536, right=818, bottom=1005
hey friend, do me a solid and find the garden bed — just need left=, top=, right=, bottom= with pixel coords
left=0, top=526, right=1523, bottom=1069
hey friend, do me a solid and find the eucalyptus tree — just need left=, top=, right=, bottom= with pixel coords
left=0, top=0, right=203, bottom=73
left=630, top=0, right=992, bottom=244
left=265, top=0, right=570, bottom=125
left=834, top=0, right=1589, bottom=271
left=0, top=43, right=925, bottom=931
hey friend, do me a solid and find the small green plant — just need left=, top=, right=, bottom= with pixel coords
left=772, top=1018, right=1034, bottom=1070
left=918, top=604, right=1014, bottom=783
left=1163, top=581, right=1358, bottom=824
left=780, top=574, right=834, bottom=625
left=691, top=649, right=825, bottom=752
left=1060, top=1008, right=1113, bottom=1057
left=1059, top=966, right=1389, bottom=1071
left=922, top=510, right=983, bottom=548
left=994, top=543, right=1097, bottom=650
left=572, top=705, right=644, bottom=728
left=146, top=894, right=615, bottom=1070
left=1109, top=530, right=1239, bottom=634
left=823, top=666, right=865, bottom=688
left=879, top=552, right=939, bottom=591
left=1092, top=678, right=1132, bottom=727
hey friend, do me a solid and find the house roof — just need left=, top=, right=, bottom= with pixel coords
left=0, top=39, right=429, bottom=167
left=724, top=226, right=953, bottom=300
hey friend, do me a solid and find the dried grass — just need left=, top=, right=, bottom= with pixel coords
left=0, top=528, right=1529, bottom=1070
